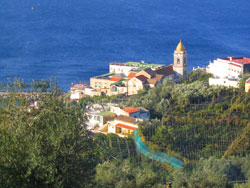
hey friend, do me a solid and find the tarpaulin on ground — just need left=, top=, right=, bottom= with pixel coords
left=133, top=129, right=184, bottom=169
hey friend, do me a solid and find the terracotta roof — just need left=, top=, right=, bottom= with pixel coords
left=136, top=75, right=148, bottom=82
left=123, top=107, right=140, bottom=114
left=110, top=77, right=121, bottom=82
left=229, top=63, right=241, bottom=68
left=155, top=65, right=174, bottom=76
left=116, top=123, right=137, bottom=131
left=127, top=72, right=137, bottom=79
left=70, top=82, right=88, bottom=89
left=221, top=57, right=250, bottom=65
left=147, top=74, right=163, bottom=85
left=115, top=115, right=137, bottom=124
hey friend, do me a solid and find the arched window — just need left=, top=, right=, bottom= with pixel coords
left=177, top=58, right=180, bottom=64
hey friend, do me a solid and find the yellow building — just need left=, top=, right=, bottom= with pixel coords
left=90, top=73, right=125, bottom=95
left=245, top=77, right=250, bottom=92
left=127, top=75, right=148, bottom=95
left=107, top=115, right=138, bottom=136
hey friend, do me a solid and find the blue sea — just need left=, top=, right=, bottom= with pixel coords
left=0, top=0, right=249, bottom=91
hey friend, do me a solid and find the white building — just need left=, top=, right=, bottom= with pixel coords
left=70, top=82, right=87, bottom=101
left=207, top=57, right=250, bottom=79
left=209, top=78, right=238, bottom=88
left=207, top=57, right=250, bottom=87
left=86, top=111, right=116, bottom=130
left=107, top=115, right=138, bottom=136
left=109, top=61, right=164, bottom=76
left=110, top=106, right=150, bottom=120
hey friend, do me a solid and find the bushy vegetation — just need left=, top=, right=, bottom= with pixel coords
left=124, top=71, right=250, bottom=160
left=1, top=75, right=250, bottom=187
left=0, top=80, right=96, bottom=187
left=172, top=156, right=250, bottom=188
left=95, top=159, right=168, bottom=188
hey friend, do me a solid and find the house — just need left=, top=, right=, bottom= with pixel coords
left=209, top=78, right=238, bottom=88
left=126, top=65, right=175, bottom=94
left=207, top=57, right=250, bottom=79
left=136, top=68, right=156, bottom=79
left=207, top=57, right=250, bottom=87
left=84, top=87, right=101, bottom=97
left=147, top=74, right=164, bottom=88
left=245, top=78, right=250, bottom=92
left=155, top=65, right=174, bottom=79
left=127, top=75, right=148, bottom=95
left=110, top=106, right=150, bottom=120
left=122, top=107, right=150, bottom=120
left=70, top=82, right=88, bottom=101
left=86, top=111, right=116, bottom=130
left=107, top=115, right=138, bottom=136
left=109, top=80, right=128, bottom=96
left=109, top=61, right=164, bottom=76
left=90, top=73, right=126, bottom=96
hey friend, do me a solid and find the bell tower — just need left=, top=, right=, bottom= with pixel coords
left=173, top=40, right=188, bottom=78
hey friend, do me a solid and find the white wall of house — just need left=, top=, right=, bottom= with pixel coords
left=207, top=59, right=230, bottom=78
left=110, top=106, right=150, bottom=120
left=70, top=89, right=85, bottom=100
left=109, top=64, right=135, bottom=76
left=85, top=88, right=101, bottom=96
left=108, top=124, right=117, bottom=133
left=109, top=85, right=127, bottom=96
left=110, top=106, right=128, bottom=116
left=207, top=58, right=242, bottom=79
left=127, top=78, right=144, bottom=95
left=209, top=78, right=239, bottom=88
left=113, top=119, right=137, bottom=128
left=86, top=112, right=104, bottom=129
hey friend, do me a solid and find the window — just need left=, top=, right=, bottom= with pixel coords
left=95, top=82, right=98, bottom=87
left=177, top=58, right=180, bottom=64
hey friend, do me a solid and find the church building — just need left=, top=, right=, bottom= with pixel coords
left=173, top=40, right=188, bottom=78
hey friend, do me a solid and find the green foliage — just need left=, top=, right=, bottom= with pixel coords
left=125, top=79, right=223, bottom=118
left=95, top=159, right=167, bottom=188
left=173, top=156, right=250, bottom=188
left=1, top=78, right=250, bottom=187
left=185, top=69, right=212, bottom=83
left=0, top=80, right=96, bottom=187
left=234, top=181, right=250, bottom=188
left=125, top=75, right=250, bottom=160
left=238, top=73, right=250, bottom=89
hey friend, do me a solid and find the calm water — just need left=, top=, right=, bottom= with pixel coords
left=0, top=0, right=250, bottom=90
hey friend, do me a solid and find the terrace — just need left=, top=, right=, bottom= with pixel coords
left=93, top=73, right=126, bottom=80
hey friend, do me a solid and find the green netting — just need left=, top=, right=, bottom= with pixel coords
left=133, top=129, right=184, bottom=169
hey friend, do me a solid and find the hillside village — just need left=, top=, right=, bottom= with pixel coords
left=67, top=40, right=250, bottom=137
left=70, top=40, right=188, bottom=100
left=2, top=41, right=250, bottom=187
